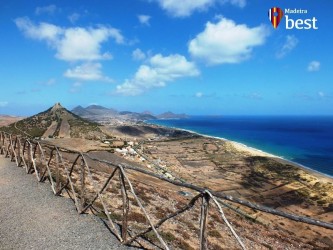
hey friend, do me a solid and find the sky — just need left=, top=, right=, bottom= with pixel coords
left=0, top=0, right=332, bottom=116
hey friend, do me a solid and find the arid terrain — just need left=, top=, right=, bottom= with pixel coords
left=0, top=115, right=24, bottom=127
left=99, top=124, right=333, bottom=249
left=1, top=104, right=332, bottom=249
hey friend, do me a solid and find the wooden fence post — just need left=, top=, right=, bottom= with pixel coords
left=119, top=171, right=129, bottom=241
left=80, top=157, right=86, bottom=213
left=199, top=193, right=210, bottom=250
left=17, top=137, right=21, bottom=167
left=55, top=149, right=61, bottom=194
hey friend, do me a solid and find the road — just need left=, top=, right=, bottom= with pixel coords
left=0, top=156, right=132, bottom=250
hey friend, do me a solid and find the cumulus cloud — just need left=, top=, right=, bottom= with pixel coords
left=188, top=17, right=268, bottom=65
left=0, top=101, right=8, bottom=107
left=15, top=17, right=124, bottom=62
left=138, top=15, right=151, bottom=26
left=152, top=0, right=245, bottom=17
left=276, top=35, right=298, bottom=59
left=64, top=62, right=113, bottom=82
left=308, top=61, right=320, bottom=72
left=35, top=5, right=58, bottom=15
left=132, top=48, right=146, bottom=61
left=116, top=54, right=200, bottom=95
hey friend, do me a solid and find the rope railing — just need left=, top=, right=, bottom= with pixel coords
left=0, top=131, right=332, bottom=250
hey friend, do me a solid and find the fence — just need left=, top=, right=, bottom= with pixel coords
left=0, top=131, right=332, bottom=249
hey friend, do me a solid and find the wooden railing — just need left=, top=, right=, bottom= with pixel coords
left=0, top=131, right=332, bottom=250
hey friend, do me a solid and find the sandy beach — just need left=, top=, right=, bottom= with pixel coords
left=146, top=123, right=333, bottom=182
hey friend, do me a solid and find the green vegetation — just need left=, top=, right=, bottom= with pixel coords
left=144, top=231, right=178, bottom=244
left=68, top=118, right=102, bottom=139
left=1, top=104, right=108, bottom=139
left=128, top=212, right=146, bottom=223
left=245, top=156, right=333, bottom=207
left=208, top=229, right=221, bottom=238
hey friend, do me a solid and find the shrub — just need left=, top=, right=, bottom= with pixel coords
left=161, top=231, right=176, bottom=242
left=128, top=212, right=146, bottom=223
left=208, top=230, right=221, bottom=238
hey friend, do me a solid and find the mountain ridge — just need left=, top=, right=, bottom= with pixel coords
left=1, top=103, right=105, bottom=139
left=71, top=105, right=188, bottom=121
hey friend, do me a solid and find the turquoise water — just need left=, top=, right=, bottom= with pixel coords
left=149, top=116, right=333, bottom=177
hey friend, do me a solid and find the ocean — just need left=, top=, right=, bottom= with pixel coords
left=148, top=116, right=333, bottom=177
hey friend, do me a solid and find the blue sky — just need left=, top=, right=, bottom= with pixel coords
left=0, top=0, right=332, bottom=116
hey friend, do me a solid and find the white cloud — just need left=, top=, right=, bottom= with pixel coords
left=138, top=15, right=151, bottom=26
left=64, top=62, right=113, bottom=82
left=15, top=17, right=62, bottom=42
left=189, top=17, right=268, bottom=65
left=318, top=91, right=325, bottom=98
left=276, top=35, right=298, bottom=59
left=132, top=48, right=146, bottom=61
left=195, top=92, right=204, bottom=98
left=116, top=54, right=200, bottom=95
left=35, top=5, right=58, bottom=15
left=155, top=0, right=213, bottom=17
left=0, top=101, right=8, bottom=107
left=152, top=0, right=245, bottom=17
left=15, top=17, right=124, bottom=62
left=229, top=0, right=246, bottom=8
left=56, top=27, right=120, bottom=61
left=68, top=13, right=80, bottom=24
left=308, top=61, right=320, bottom=72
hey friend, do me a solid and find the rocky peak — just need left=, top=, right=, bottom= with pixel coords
left=51, top=102, right=64, bottom=112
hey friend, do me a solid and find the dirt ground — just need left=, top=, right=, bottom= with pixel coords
left=119, top=135, right=333, bottom=249
left=18, top=123, right=333, bottom=249
left=0, top=115, right=24, bottom=127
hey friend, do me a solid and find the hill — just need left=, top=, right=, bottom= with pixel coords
left=71, top=105, right=188, bottom=122
left=1, top=103, right=106, bottom=140
left=0, top=115, right=24, bottom=127
left=72, top=105, right=118, bottom=117
left=71, top=105, right=156, bottom=121
left=157, top=111, right=189, bottom=119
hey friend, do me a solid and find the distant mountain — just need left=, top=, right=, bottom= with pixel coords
left=72, top=105, right=94, bottom=116
left=157, top=112, right=189, bottom=119
left=2, top=103, right=105, bottom=139
left=85, top=105, right=118, bottom=116
left=71, top=105, right=188, bottom=121
left=119, top=111, right=156, bottom=121
left=119, top=111, right=133, bottom=115
left=72, top=105, right=157, bottom=121
left=72, top=105, right=118, bottom=117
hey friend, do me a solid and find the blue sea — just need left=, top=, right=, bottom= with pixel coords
left=148, top=116, right=333, bottom=177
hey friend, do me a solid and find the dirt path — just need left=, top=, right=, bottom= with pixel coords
left=0, top=156, right=132, bottom=250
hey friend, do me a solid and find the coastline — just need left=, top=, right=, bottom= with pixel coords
left=146, top=121, right=333, bottom=182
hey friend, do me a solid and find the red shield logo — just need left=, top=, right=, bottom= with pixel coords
left=268, top=7, right=284, bottom=29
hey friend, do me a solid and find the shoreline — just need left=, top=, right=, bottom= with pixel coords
left=146, top=121, right=333, bottom=181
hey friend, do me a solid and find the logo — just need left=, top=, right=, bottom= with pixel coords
left=268, top=7, right=284, bottom=29
left=268, top=7, right=318, bottom=30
